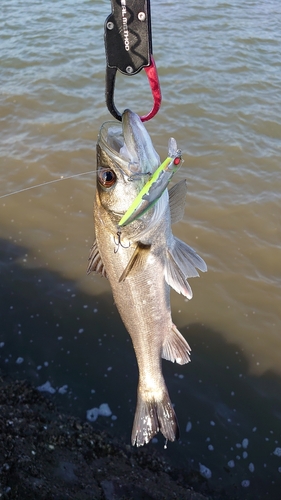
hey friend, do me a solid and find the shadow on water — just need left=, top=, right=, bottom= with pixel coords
left=1, top=237, right=281, bottom=499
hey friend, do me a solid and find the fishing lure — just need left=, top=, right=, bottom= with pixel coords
left=118, top=138, right=182, bottom=227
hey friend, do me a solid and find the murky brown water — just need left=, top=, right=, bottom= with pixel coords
left=1, top=1, right=281, bottom=497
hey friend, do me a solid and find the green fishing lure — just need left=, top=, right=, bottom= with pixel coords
left=119, top=138, right=182, bottom=227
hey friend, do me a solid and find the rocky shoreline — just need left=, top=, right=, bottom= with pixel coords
left=0, top=374, right=223, bottom=500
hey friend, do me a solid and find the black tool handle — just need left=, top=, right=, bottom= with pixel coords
left=105, top=0, right=152, bottom=76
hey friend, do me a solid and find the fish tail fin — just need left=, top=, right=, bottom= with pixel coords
left=131, top=389, right=179, bottom=447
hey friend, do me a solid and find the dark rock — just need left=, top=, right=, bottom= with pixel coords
left=0, top=375, right=214, bottom=500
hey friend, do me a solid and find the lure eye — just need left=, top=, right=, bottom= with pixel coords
left=98, top=168, right=117, bottom=188
left=173, top=156, right=181, bottom=166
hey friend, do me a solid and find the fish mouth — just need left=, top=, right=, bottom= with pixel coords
left=98, top=109, right=160, bottom=178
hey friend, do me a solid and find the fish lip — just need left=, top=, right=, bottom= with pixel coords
left=97, top=110, right=160, bottom=178
left=98, top=121, right=131, bottom=176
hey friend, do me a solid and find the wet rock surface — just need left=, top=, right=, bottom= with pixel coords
left=0, top=375, right=220, bottom=499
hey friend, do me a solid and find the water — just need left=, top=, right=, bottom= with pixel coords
left=1, top=0, right=281, bottom=497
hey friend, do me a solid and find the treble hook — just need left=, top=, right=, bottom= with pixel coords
left=114, top=230, right=130, bottom=253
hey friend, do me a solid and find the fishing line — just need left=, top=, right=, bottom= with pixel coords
left=0, top=170, right=95, bottom=200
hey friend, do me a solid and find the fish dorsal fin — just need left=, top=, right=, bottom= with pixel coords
left=168, top=180, right=188, bottom=225
left=119, top=242, right=151, bottom=283
left=162, top=323, right=191, bottom=365
left=87, top=240, right=107, bottom=278
left=164, top=237, right=207, bottom=299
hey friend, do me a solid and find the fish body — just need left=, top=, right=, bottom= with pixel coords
left=88, top=110, right=207, bottom=446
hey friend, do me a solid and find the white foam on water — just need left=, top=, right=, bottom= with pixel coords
left=242, top=438, right=249, bottom=449
left=58, top=385, right=68, bottom=395
left=86, top=408, right=99, bottom=422
left=37, top=381, right=56, bottom=394
left=186, top=421, right=192, bottom=432
left=199, top=463, right=212, bottom=479
left=86, top=403, right=113, bottom=422
left=15, top=357, right=24, bottom=364
left=241, top=480, right=250, bottom=488
left=273, top=447, right=281, bottom=457
left=227, top=460, right=235, bottom=468
left=99, top=403, right=112, bottom=417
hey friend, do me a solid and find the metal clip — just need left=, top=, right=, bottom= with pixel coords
left=105, top=0, right=161, bottom=122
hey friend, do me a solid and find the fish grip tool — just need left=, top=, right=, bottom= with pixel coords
left=105, top=0, right=161, bottom=122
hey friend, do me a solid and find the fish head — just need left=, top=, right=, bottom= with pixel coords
left=96, top=109, right=160, bottom=219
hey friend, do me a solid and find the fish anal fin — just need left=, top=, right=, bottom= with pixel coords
left=87, top=240, right=107, bottom=278
left=131, top=389, right=179, bottom=447
left=168, top=180, right=187, bottom=225
left=162, top=323, right=191, bottom=365
left=119, top=242, right=151, bottom=283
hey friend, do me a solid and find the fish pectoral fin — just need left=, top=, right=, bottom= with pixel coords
left=87, top=240, right=107, bottom=278
left=119, top=242, right=151, bottom=282
left=162, top=323, right=191, bottom=365
left=168, top=180, right=188, bottom=224
left=164, top=236, right=207, bottom=299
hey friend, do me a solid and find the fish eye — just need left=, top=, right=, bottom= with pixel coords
left=98, top=168, right=117, bottom=188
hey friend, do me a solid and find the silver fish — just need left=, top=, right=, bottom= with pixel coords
left=88, top=110, right=207, bottom=447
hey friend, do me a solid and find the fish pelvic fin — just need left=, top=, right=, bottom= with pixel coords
left=168, top=180, right=188, bottom=225
left=87, top=240, right=107, bottom=278
left=131, top=389, right=179, bottom=447
left=162, top=323, right=191, bottom=365
left=119, top=242, right=151, bottom=282
left=164, top=236, right=207, bottom=300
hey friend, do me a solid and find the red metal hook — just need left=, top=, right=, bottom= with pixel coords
left=141, top=56, right=162, bottom=122
left=105, top=55, right=161, bottom=123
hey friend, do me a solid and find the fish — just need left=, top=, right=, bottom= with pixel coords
left=87, top=109, right=207, bottom=447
